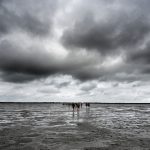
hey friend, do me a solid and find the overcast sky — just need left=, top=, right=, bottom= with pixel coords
left=0, top=0, right=150, bottom=102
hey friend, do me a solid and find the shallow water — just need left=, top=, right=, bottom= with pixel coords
left=0, top=103, right=150, bottom=150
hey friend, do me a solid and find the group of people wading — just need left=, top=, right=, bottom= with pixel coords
left=71, top=103, right=90, bottom=111
left=62, top=102, right=90, bottom=111
left=62, top=103, right=90, bottom=118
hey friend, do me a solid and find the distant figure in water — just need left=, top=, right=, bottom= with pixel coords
left=85, top=103, right=90, bottom=107
left=76, top=103, right=80, bottom=111
left=71, top=103, right=81, bottom=110
left=71, top=103, right=81, bottom=118
left=72, top=103, right=75, bottom=110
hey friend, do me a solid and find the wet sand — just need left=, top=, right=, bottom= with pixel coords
left=0, top=103, right=150, bottom=150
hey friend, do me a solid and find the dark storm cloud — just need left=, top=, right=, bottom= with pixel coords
left=59, top=0, right=150, bottom=82
left=70, top=67, right=102, bottom=81
left=0, top=39, right=100, bottom=82
left=0, top=72, right=40, bottom=83
left=0, top=0, right=150, bottom=83
left=0, top=39, right=70, bottom=83
left=0, top=40, right=57, bottom=76
left=129, top=45, right=150, bottom=64
left=62, top=6, right=150, bottom=55
left=127, top=42, right=150, bottom=75
left=0, top=0, right=57, bottom=37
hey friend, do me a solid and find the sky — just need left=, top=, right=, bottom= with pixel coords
left=0, top=0, right=150, bottom=102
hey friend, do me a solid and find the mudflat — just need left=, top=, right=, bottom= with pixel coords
left=0, top=103, right=150, bottom=150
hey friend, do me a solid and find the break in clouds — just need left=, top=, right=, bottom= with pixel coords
left=0, top=0, right=150, bottom=102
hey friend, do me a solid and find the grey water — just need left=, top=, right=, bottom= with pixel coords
left=0, top=103, right=150, bottom=150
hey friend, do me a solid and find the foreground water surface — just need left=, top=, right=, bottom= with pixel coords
left=0, top=103, right=150, bottom=150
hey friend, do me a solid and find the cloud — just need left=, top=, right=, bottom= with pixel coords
left=61, top=0, right=150, bottom=56
left=129, top=43, right=150, bottom=64
left=0, top=0, right=150, bottom=86
left=80, top=82, right=97, bottom=91
left=0, top=72, right=40, bottom=83
left=0, top=40, right=58, bottom=76
left=0, top=0, right=150, bottom=102
left=0, top=39, right=102, bottom=82
left=37, top=87, right=60, bottom=94
left=0, top=0, right=58, bottom=37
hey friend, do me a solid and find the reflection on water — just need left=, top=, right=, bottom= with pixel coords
left=85, top=106, right=90, bottom=118
left=0, top=103, right=150, bottom=150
